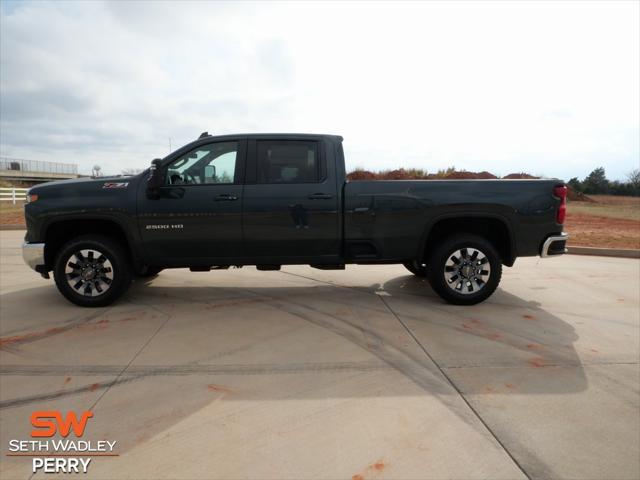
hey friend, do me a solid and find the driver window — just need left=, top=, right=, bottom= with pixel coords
left=166, top=141, right=238, bottom=185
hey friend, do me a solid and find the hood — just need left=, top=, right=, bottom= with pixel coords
left=29, top=174, right=144, bottom=194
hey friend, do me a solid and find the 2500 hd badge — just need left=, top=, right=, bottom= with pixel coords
left=144, top=224, right=184, bottom=230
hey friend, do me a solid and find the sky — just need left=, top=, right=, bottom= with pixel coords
left=1, top=0, right=638, bottom=180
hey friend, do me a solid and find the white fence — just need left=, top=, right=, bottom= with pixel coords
left=0, top=187, right=28, bottom=204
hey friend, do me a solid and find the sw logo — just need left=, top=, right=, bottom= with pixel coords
left=7, top=410, right=117, bottom=474
left=31, top=410, right=93, bottom=438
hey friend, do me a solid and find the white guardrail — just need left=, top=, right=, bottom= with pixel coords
left=0, top=187, right=28, bottom=204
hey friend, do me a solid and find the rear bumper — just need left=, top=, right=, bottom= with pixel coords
left=22, top=242, right=47, bottom=276
left=540, top=233, right=569, bottom=258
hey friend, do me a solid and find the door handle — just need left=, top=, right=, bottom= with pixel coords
left=308, top=193, right=333, bottom=200
left=214, top=194, right=238, bottom=201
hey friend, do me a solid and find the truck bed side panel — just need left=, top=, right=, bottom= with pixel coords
left=343, top=179, right=562, bottom=261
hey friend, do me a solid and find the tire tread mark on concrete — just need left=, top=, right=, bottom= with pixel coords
left=378, top=294, right=532, bottom=480
left=0, top=375, right=141, bottom=410
left=25, top=304, right=172, bottom=480
left=241, top=286, right=451, bottom=396
left=0, top=308, right=112, bottom=349
left=0, top=361, right=390, bottom=376
left=443, top=361, right=639, bottom=369
left=281, top=270, right=639, bottom=328
left=255, top=277, right=527, bottom=458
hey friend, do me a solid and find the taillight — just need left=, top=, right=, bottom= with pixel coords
left=554, top=185, right=567, bottom=224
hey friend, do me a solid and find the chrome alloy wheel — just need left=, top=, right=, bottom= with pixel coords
left=64, top=249, right=114, bottom=297
left=443, top=247, right=490, bottom=295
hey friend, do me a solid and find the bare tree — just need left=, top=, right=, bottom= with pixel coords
left=627, top=168, right=640, bottom=189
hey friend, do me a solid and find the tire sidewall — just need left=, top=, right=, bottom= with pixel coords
left=428, top=235, right=502, bottom=305
left=53, top=235, right=131, bottom=307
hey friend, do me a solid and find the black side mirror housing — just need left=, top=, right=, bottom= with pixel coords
left=146, top=158, right=164, bottom=199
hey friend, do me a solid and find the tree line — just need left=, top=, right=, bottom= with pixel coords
left=568, top=168, right=640, bottom=196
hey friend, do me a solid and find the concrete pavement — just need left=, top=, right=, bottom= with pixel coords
left=0, top=230, right=638, bottom=479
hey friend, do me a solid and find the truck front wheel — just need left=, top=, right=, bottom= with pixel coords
left=427, top=234, right=502, bottom=305
left=53, top=234, right=132, bottom=307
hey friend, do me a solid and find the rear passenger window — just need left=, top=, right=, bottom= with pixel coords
left=257, top=141, right=319, bottom=184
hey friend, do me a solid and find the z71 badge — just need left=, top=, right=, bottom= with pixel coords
left=102, top=182, right=129, bottom=189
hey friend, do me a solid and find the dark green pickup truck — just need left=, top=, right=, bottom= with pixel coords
left=23, top=133, right=568, bottom=307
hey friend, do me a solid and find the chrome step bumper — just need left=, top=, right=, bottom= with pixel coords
left=541, top=233, right=569, bottom=258
left=22, top=242, right=47, bottom=276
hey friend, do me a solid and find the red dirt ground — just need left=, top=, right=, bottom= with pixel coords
left=0, top=205, right=25, bottom=225
left=564, top=212, right=640, bottom=249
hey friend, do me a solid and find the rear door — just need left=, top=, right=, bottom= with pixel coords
left=242, top=137, right=340, bottom=262
left=138, top=139, right=246, bottom=264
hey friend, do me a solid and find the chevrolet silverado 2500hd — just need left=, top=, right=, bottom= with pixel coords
left=22, top=133, right=568, bottom=307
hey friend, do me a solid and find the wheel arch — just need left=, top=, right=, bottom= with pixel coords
left=42, top=216, right=142, bottom=272
left=418, top=213, right=516, bottom=266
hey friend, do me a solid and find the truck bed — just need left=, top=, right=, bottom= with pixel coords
left=344, top=179, right=563, bottom=263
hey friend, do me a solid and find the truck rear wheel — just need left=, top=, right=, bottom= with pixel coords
left=427, top=234, right=502, bottom=305
left=403, top=260, right=427, bottom=277
left=53, top=234, right=132, bottom=307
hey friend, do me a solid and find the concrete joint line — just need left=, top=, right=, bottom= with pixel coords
left=88, top=301, right=173, bottom=412
left=279, top=270, right=532, bottom=480
left=377, top=294, right=533, bottom=480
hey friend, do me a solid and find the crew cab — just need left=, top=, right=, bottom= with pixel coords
left=22, top=133, right=568, bottom=307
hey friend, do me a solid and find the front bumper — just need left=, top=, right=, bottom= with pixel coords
left=541, top=233, right=569, bottom=258
left=22, top=242, right=48, bottom=277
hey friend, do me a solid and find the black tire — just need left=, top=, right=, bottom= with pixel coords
left=427, top=234, right=502, bottom=305
left=136, top=267, right=163, bottom=278
left=53, top=234, right=132, bottom=307
left=403, top=260, right=427, bottom=277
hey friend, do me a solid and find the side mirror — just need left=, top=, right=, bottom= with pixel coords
left=204, top=164, right=216, bottom=182
left=146, top=158, right=164, bottom=199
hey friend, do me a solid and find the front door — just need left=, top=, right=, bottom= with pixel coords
left=138, top=139, right=246, bottom=265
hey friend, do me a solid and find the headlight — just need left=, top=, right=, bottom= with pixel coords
left=26, top=193, right=38, bottom=203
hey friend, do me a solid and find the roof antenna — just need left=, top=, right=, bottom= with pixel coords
left=198, top=131, right=210, bottom=139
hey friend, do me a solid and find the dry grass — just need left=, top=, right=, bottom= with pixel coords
left=565, top=195, right=640, bottom=249
left=0, top=202, right=26, bottom=225
left=568, top=195, right=640, bottom=221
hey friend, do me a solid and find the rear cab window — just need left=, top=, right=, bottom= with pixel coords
left=256, top=141, right=319, bottom=184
